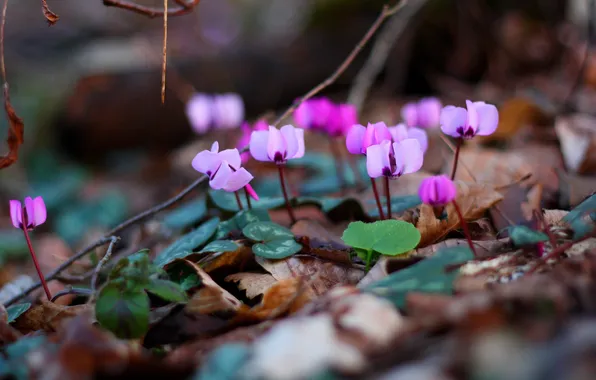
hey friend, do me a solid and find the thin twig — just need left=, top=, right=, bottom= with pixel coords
left=90, top=236, right=120, bottom=296
left=272, top=0, right=409, bottom=127
left=1, top=0, right=8, bottom=84
left=50, top=286, right=93, bottom=303
left=102, top=0, right=200, bottom=18
left=161, top=0, right=168, bottom=103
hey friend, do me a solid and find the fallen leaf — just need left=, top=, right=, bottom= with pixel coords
left=199, top=244, right=254, bottom=274
left=12, top=299, right=91, bottom=334
left=555, top=114, right=596, bottom=174
left=543, top=209, right=569, bottom=227
left=0, top=85, right=24, bottom=170
left=182, top=260, right=243, bottom=315
left=450, top=148, right=533, bottom=187
left=225, top=272, right=278, bottom=299
left=41, top=0, right=59, bottom=25
left=416, top=181, right=504, bottom=247
left=256, top=255, right=365, bottom=297
left=290, top=219, right=344, bottom=246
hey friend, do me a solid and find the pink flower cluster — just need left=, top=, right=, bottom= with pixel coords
left=186, top=93, right=245, bottom=134
left=294, top=97, right=357, bottom=137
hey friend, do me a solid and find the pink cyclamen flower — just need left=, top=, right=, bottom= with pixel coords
left=440, top=100, right=499, bottom=139
left=238, top=120, right=269, bottom=164
left=186, top=93, right=213, bottom=134
left=389, top=123, right=428, bottom=153
left=294, top=98, right=335, bottom=132
left=329, top=104, right=357, bottom=137
left=366, top=139, right=423, bottom=179
left=10, top=197, right=47, bottom=230
left=192, top=142, right=255, bottom=193
left=212, top=93, right=245, bottom=130
left=346, top=122, right=392, bottom=155
left=401, top=97, right=442, bottom=128
left=418, top=175, right=457, bottom=206
left=249, top=125, right=305, bottom=164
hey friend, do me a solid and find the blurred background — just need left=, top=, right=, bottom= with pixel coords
left=0, top=0, right=589, bottom=283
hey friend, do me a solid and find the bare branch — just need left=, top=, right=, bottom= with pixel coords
left=102, top=0, right=200, bottom=18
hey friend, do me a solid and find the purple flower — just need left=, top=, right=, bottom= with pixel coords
left=366, top=139, right=423, bottom=179
left=330, top=104, right=357, bottom=137
left=249, top=125, right=305, bottom=164
left=192, top=142, right=254, bottom=192
left=10, top=197, right=47, bottom=230
left=418, top=175, right=457, bottom=206
left=346, top=122, right=392, bottom=155
left=186, top=93, right=213, bottom=134
left=440, top=100, right=499, bottom=139
left=294, top=98, right=335, bottom=132
left=401, top=97, right=442, bottom=128
left=389, top=123, right=428, bottom=153
left=212, top=93, right=245, bottom=130
left=238, top=120, right=270, bottom=164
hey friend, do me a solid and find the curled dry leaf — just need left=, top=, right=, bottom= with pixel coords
left=555, top=114, right=596, bottom=174
left=256, top=255, right=365, bottom=297
left=11, top=299, right=91, bottom=334
left=182, top=260, right=242, bottom=315
left=416, top=182, right=504, bottom=247
left=199, top=244, right=253, bottom=274
left=225, top=272, right=277, bottom=299
left=41, top=0, right=59, bottom=25
left=0, top=85, right=24, bottom=170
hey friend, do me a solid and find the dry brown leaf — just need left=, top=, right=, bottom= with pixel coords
left=199, top=244, right=253, bottom=273
left=182, top=260, right=243, bottom=315
left=225, top=272, right=277, bottom=299
left=256, top=255, right=365, bottom=297
left=543, top=209, right=569, bottom=226
left=41, top=0, right=59, bottom=25
left=555, top=114, right=596, bottom=174
left=0, top=85, right=24, bottom=170
left=12, top=299, right=91, bottom=334
left=521, top=183, right=543, bottom=221
left=450, top=148, right=533, bottom=187
left=291, top=219, right=344, bottom=246
left=416, top=182, right=504, bottom=247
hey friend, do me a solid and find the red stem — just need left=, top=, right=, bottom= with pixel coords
left=22, top=226, right=52, bottom=300
left=452, top=200, right=477, bottom=258
left=234, top=191, right=244, bottom=211
left=450, top=138, right=462, bottom=181
left=278, top=164, right=297, bottom=224
left=244, top=187, right=252, bottom=210
left=384, top=176, right=392, bottom=219
left=371, top=177, right=385, bottom=220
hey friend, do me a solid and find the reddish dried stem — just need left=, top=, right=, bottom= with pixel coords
left=244, top=187, right=252, bottom=210
left=22, top=225, right=51, bottom=300
left=450, top=138, right=462, bottom=180
left=452, top=200, right=477, bottom=258
left=371, top=177, right=385, bottom=220
left=278, top=164, right=296, bottom=224
left=234, top=191, right=244, bottom=211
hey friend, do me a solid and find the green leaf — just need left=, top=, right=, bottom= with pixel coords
left=563, top=194, right=596, bottom=239
left=193, top=343, right=251, bottom=380
left=145, top=279, right=188, bottom=302
left=209, top=189, right=286, bottom=212
left=6, top=303, right=31, bottom=323
left=509, top=225, right=549, bottom=247
left=215, top=209, right=271, bottom=240
left=243, top=222, right=301, bottom=259
left=341, top=220, right=420, bottom=256
left=364, top=246, right=474, bottom=308
left=367, top=195, right=422, bottom=218
left=199, top=240, right=239, bottom=253
left=154, top=217, right=220, bottom=267
left=96, top=283, right=149, bottom=339
left=162, top=196, right=207, bottom=230
left=166, top=261, right=202, bottom=291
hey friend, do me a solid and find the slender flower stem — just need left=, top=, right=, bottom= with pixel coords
left=328, top=136, right=345, bottom=193
left=277, top=164, right=297, bottom=224
left=234, top=191, right=244, bottom=211
left=22, top=227, right=52, bottom=300
left=371, top=177, right=385, bottom=220
left=384, top=176, right=392, bottom=219
left=450, top=138, right=462, bottom=181
left=451, top=200, right=477, bottom=258
left=244, top=187, right=252, bottom=210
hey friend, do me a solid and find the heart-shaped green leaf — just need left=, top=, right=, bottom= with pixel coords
left=144, top=279, right=187, bottom=302
left=162, top=196, right=207, bottom=230
left=509, top=225, right=548, bottom=247
left=154, top=217, right=219, bottom=267
left=199, top=240, right=239, bottom=254
left=6, top=303, right=31, bottom=323
left=364, top=246, right=474, bottom=308
left=243, top=222, right=301, bottom=259
left=341, top=220, right=420, bottom=256
left=216, top=209, right=271, bottom=240
left=96, top=283, right=149, bottom=339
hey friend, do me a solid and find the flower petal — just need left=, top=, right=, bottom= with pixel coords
left=212, top=93, right=244, bottom=129
left=267, top=126, right=284, bottom=162
left=407, top=127, right=428, bottom=153
left=366, top=142, right=390, bottom=178
left=401, top=102, right=418, bottom=127
left=250, top=130, right=272, bottom=162
left=9, top=200, right=22, bottom=229
left=222, top=168, right=253, bottom=192
left=245, top=184, right=260, bottom=201
left=192, top=150, right=222, bottom=175
left=210, top=141, right=219, bottom=153
left=465, top=100, right=479, bottom=133
left=218, top=148, right=242, bottom=170
left=372, top=122, right=392, bottom=144
left=440, top=106, right=467, bottom=138
left=24, top=197, right=35, bottom=228
left=31, top=197, right=47, bottom=227
left=293, top=101, right=313, bottom=129
left=337, top=104, right=357, bottom=136
left=346, top=124, right=366, bottom=154
left=417, top=97, right=442, bottom=128
left=389, top=123, right=408, bottom=142
left=209, top=162, right=233, bottom=190
left=185, top=93, right=212, bottom=134
left=292, top=128, right=305, bottom=159
left=395, top=139, right=423, bottom=175
left=280, top=125, right=299, bottom=159
left=474, top=102, right=499, bottom=136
